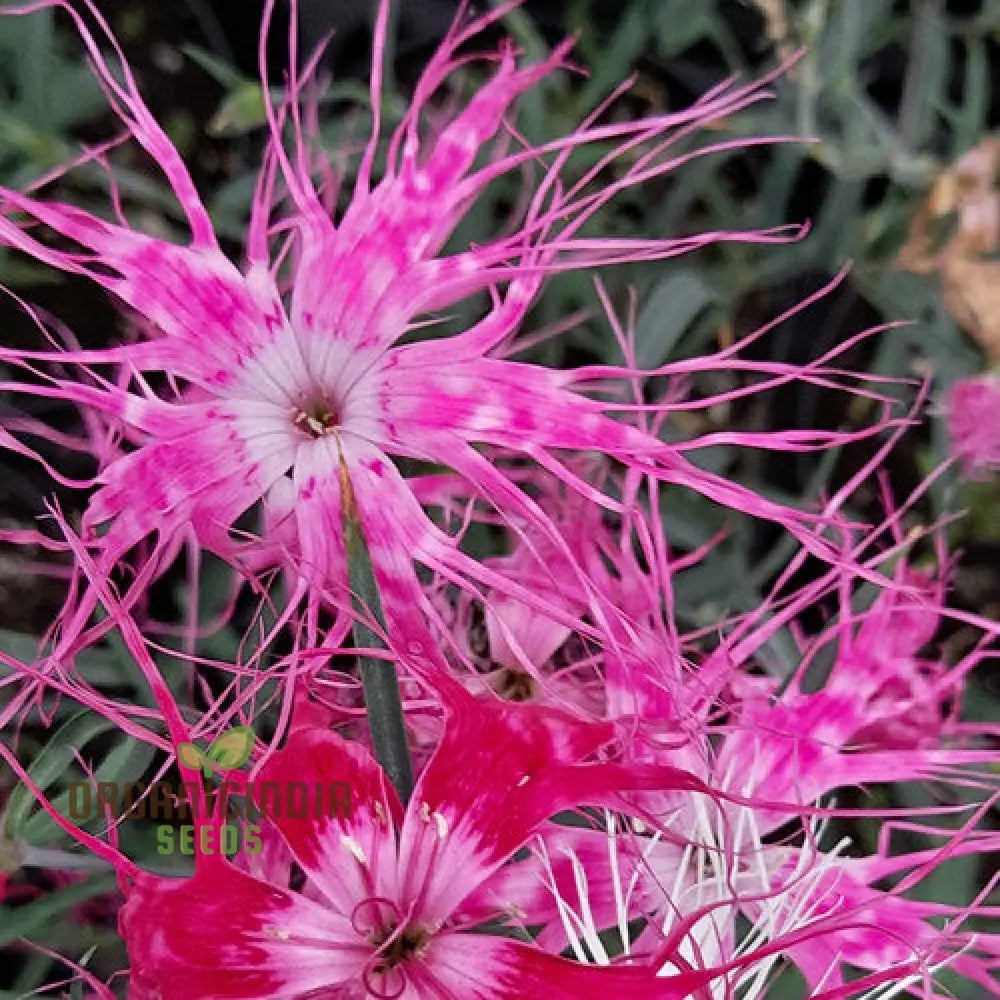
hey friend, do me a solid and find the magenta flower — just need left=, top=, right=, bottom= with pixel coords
left=118, top=691, right=741, bottom=1000
left=947, top=374, right=1000, bottom=476
left=0, top=0, right=843, bottom=665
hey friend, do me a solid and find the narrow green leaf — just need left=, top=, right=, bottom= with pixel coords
left=2, top=712, right=116, bottom=840
left=181, top=43, right=246, bottom=89
left=341, top=457, right=414, bottom=805
left=635, top=270, right=714, bottom=368
left=0, top=872, right=119, bottom=947
left=208, top=82, right=267, bottom=137
left=22, top=736, right=158, bottom=843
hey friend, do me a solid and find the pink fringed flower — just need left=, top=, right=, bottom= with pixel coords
left=947, top=374, right=1000, bottom=476
left=607, top=543, right=1000, bottom=994
left=450, top=476, right=1000, bottom=995
left=0, top=0, right=848, bottom=666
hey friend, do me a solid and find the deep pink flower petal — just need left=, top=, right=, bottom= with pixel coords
left=458, top=823, right=663, bottom=953
left=417, top=933, right=719, bottom=999
left=396, top=693, right=708, bottom=925
left=828, top=567, right=955, bottom=750
left=341, top=436, right=595, bottom=679
left=288, top=44, right=570, bottom=355
left=287, top=436, right=347, bottom=592
left=85, top=403, right=291, bottom=557
left=375, top=352, right=842, bottom=564
left=121, top=862, right=369, bottom=999
left=753, top=860, right=945, bottom=992
left=254, top=727, right=404, bottom=916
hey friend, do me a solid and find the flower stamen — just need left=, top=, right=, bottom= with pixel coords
left=369, top=922, right=432, bottom=970
left=293, top=397, right=339, bottom=438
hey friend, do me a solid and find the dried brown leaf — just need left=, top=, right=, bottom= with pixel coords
left=898, top=137, right=1000, bottom=358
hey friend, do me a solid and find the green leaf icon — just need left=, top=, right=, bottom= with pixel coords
left=178, top=742, right=213, bottom=778
left=206, top=726, right=255, bottom=772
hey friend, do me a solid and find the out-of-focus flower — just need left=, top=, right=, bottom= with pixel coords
left=947, top=374, right=1000, bottom=476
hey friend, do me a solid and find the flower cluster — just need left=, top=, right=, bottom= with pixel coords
left=0, top=2, right=998, bottom=998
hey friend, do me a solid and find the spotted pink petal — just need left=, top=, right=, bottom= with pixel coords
left=754, top=857, right=954, bottom=992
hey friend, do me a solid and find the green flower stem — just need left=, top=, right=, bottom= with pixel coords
left=340, top=457, right=415, bottom=806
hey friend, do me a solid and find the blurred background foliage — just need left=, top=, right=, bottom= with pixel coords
left=1, top=0, right=999, bottom=995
